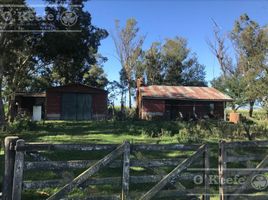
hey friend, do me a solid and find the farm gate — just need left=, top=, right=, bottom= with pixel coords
left=219, top=141, right=268, bottom=200
left=2, top=137, right=209, bottom=200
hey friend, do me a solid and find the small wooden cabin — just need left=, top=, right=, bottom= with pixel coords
left=15, top=93, right=46, bottom=120
left=15, top=83, right=108, bottom=121
left=136, top=81, right=232, bottom=120
left=46, top=84, right=108, bottom=120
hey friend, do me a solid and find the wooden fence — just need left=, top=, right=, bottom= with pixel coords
left=2, top=136, right=210, bottom=200
left=219, top=141, right=268, bottom=200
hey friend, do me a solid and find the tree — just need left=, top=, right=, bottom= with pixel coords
left=162, top=37, right=190, bottom=85
left=144, top=42, right=163, bottom=85
left=211, top=71, right=248, bottom=111
left=39, top=0, right=108, bottom=85
left=181, top=55, right=207, bottom=86
left=208, top=21, right=247, bottom=111
left=112, top=18, right=145, bottom=108
left=208, top=14, right=268, bottom=115
left=231, top=14, right=268, bottom=117
left=207, top=21, right=235, bottom=77
left=0, top=0, right=41, bottom=122
left=83, top=65, right=108, bottom=88
left=143, top=37, right=207, bottom=86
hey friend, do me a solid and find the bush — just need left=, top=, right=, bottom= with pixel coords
left=109, top=107, right=138, bottom=121
left=6, top=118, right=37, bottom=133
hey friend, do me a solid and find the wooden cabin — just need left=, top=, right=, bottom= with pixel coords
left=15, top=83, right=108, bottom=121
left=136, top=80, right=232, bottom=120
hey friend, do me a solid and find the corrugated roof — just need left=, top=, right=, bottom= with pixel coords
left=140, top=85, right=233, bottom=101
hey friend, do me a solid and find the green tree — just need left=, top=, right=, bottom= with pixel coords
left=209, top=15, right=268, bottom=115
left=83, top=56, right=108, bottom=88
left=211, top=71, right=248, bottom=111
left=112, top=18, right=145, bottom=108
left=162, top=37, right=190, bottom=85
left=231, top=14, right=268, bottom=117
left=143, top=37, right=206, bottom=86
left=181, top=55, right=207, bottom=86
left=0, top=0, right=41, bottom=122
left=144, top=42, right=163, bottom=85
left=39, top=0, right=108, bottom=85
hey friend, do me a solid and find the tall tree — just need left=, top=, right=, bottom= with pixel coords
left=0, top=0, right=41, bottom=122
left=181, top=55, right=207, bottom=86
left=208, top=22, right=247, bottom=111
left=162, top=37, right=190, bottom=85
left=143, top=37, right=207, bottom=86
left=231, top=14, right=268, bottom=117
left=209, top=15, right=268, bottom=115
left=211, top=71, right=248, bottom=111
left=39, top=0, right=108, bottom=85
left=144, top=42, right=163, bottom=85
left=112, top=18, right=145, bottom=108
left=83, top=55, right=108, bottom=88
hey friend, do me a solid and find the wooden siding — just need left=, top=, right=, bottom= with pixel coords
left=15, top=96, right=46, bottom=119
left=92, top=93, right=108, bottom=119
left=141, top=99, right=225, bottom=120
left=141, top=99, right=165, bottom=120
left=46, top=84, right=107, bottom=120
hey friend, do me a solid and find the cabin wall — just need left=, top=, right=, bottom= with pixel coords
left=141, top=99, right=165, bottom=120
left=92, top=93, right=108, bottom=120
left=141, top=99, right=225, bottom=120
left=46, top=85, right=107, bottom=120
left=15, top=96, right=45, bottom=119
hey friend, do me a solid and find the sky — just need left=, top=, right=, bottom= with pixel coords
left=85, top=0, right=268, bottom=84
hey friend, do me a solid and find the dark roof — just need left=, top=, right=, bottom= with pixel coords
left=140, top=85, right=233, bottom=101
left=15, top=92, right=46, bottom=98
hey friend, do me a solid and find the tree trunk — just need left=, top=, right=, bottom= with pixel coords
left=8, top=95, right=16, bottom=123
left=120, top=90, right=124, bottom=113
left=249, top=100, right=255, bottom=118
left=0, top=58, right=5, bottom=127
left=0, top=78, right=5, bottom=126
left=128, top=86, right=132, bottom=109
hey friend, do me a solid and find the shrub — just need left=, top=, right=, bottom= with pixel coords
left=6, top=118, right=37, bottom=133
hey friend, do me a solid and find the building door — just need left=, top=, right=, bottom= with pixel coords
left=76, top=94, right=92, bottom=120
left=61, top=93, right=92, bottom=120
left=61, top=93, right=77, bottom=120
left=32, top=106, right=42, bottom=121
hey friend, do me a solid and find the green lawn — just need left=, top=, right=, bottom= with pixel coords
left=1, top=119, right=268, bottom=199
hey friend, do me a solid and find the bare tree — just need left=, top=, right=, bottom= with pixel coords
left=207, top=19, right=234, bottom=77
left=112, top=18, right=145, bottom=109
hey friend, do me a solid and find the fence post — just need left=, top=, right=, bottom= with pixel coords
left=2, top=136, right=19, bottom=200
left=12, top=139, right=25, bottom=200
left=122, top=141, right=130, bottom=200
left=203, top=144, right=210, bottom=200
left=219, top=141, right=227, bottom=200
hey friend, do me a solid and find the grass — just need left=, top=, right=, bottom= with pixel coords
left=1, top=118, right=268, bottom=199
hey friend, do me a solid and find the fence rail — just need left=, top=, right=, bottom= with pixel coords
left=219, top=140, right=268, bottom=200
left=5, top=137, right=268, bottom=200
left=2, top=136, right=208, bottom=200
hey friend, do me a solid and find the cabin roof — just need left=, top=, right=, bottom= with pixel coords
left=140, top=85, right=233, bottom=101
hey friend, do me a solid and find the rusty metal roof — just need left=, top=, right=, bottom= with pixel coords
left=140, top=85, right=233, bottom=101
